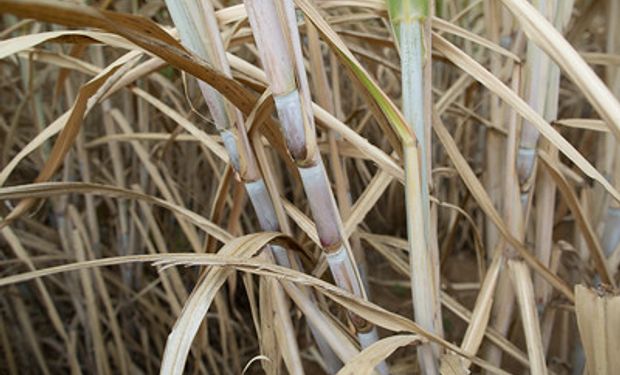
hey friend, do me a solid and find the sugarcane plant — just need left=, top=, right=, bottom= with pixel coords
left=387, top=0, right=444, bottom=373
left=242, top=1, right=386, bottom=372
left=162, top=1, right=341, bottom=373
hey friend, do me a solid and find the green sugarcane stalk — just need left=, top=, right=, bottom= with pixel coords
left=163, top=1, right=341, bottom=373
left=387, top=0, right=444, bottom=373
left=243, top=2, right=386, bottom=372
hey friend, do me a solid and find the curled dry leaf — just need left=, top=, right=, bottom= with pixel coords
left=336, top=334, right=424, bottom=375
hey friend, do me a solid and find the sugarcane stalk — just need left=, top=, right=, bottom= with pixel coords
left=242, top=2, right=385, bottom=370
left=487, top=1, right=567, bottom=371
left=485, top=66, right=519, bottom=372
left=387, top=1, right=444, bottom=373
left=404, top=143, right=442, bottom=374
left=483, top=0, right=504, bottom=261
left=163, top=1, right=341, bottom=373
left=508, top=260, right=548, bottom=374
left=250, top=118, right=344, bottom=373
left=388, top=0, right=433, bottom=235
left=517, top=0, right=569, bottom=211
left=515, top=0, right=566, bottom=313
left=519, top=4, right=573, bottom=363
left=305, top=19, right=369, bottom=290
left=601, top=0, right=620, bottom=262
left=165, top=0, right=257, bottom=182
left=506, top=66, right=548, bottom=374
left=570, top=2, right=620, bottom=373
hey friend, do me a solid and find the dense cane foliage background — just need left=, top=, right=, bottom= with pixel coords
left=0, top=0, right=619, bottom=374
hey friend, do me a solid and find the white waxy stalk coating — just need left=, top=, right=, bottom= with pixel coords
left=274, top=91, right=308, bottom=161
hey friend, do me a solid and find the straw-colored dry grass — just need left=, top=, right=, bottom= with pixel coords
left=0, top=0, right=619, bottom=374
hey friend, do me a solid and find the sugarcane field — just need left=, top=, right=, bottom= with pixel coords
left=1, top=0, right=620, bottom=374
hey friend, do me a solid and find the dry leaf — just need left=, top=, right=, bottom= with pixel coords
left=575, top=285, right=620, bottom=375
left=440, top=353, right=470, bottom=375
